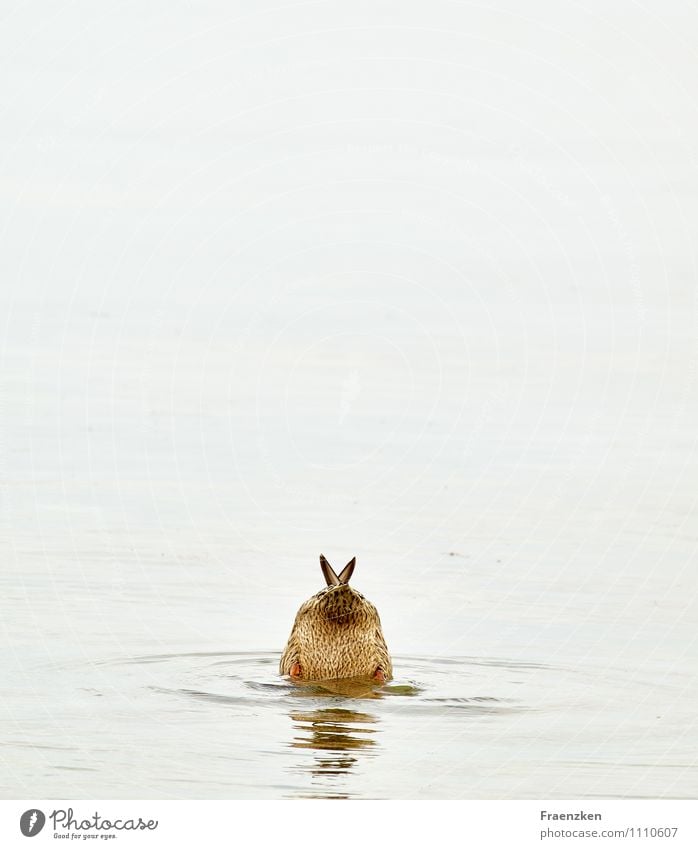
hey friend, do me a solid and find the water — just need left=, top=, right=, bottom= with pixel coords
left=8, top=650, right=693, bottom=800
left=2, top=1, right=698, bottom=800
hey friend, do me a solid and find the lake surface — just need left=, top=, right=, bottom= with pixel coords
left=3, top=641, right=696, bottom=799
left=1, top=1, right=697, bottom=799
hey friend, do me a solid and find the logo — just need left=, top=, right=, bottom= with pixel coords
left=20, top=809, right=46, bottom=837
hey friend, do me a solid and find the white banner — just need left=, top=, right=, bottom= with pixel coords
left=1, top=800, right=696, bottom=848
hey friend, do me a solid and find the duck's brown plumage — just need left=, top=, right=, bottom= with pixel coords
left=279, top=555, right=392, bottom=682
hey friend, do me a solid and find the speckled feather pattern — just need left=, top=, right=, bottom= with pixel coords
left=279, top=583, right=392, bottom=681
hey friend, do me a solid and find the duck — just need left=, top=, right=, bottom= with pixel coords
left=279, top=554, right=392, bottom=683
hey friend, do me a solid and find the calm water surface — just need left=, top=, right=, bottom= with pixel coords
left=3, top=640, right=696, bottom=799
left=2, top=0, right=698, bottom=800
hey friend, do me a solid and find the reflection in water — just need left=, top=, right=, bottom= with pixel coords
left=288, top=675, right=384, bottom=699
left=288, top=706, right=379, bottom=797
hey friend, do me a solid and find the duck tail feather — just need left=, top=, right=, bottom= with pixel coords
left=338, top=557, right=356, bottom=584
left=320, top=554, right=340, bottom=586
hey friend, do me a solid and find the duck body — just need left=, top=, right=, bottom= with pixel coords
left=279, top=555, right=392, bottom=682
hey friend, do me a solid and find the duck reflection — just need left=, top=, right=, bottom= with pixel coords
left=288, top=701, right=379, bottom=792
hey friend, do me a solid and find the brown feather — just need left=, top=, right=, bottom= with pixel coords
left=279, top=559, right=392, bottom=682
